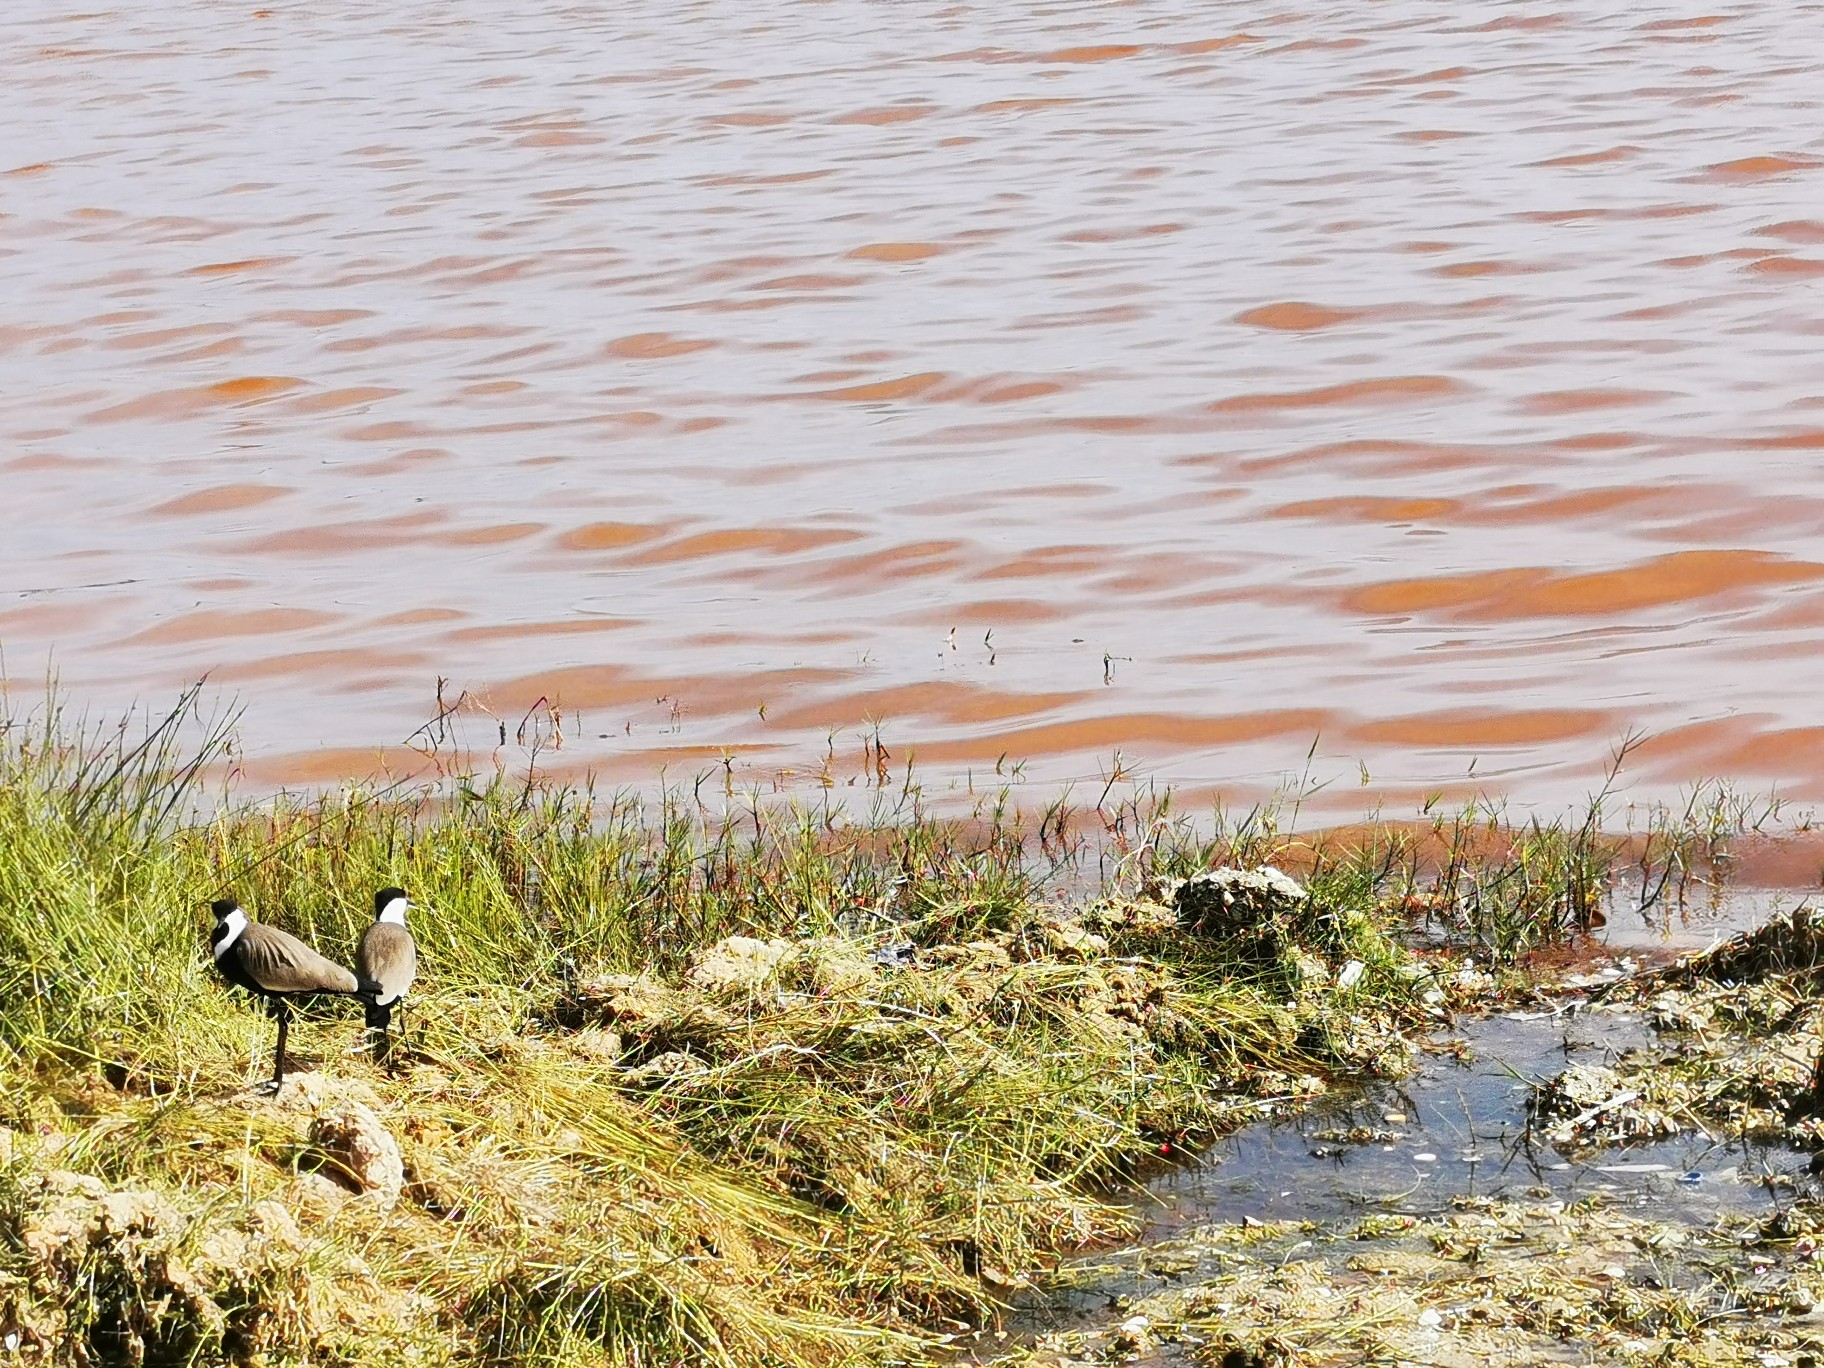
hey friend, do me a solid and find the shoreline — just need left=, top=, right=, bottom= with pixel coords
left=4, top=693, right=1824, bottom=1366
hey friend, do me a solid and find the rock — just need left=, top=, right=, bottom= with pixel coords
left=688, top=936, right=796, bottom=993
left=624, top=1050, right=703, bottom=1085
left=286, top=1171, right=353, bottom=1214
left=1532, top=1063, right=1625, bottom=1118
left=1175, top=866, right=1306, bottom=937
left=1046, top=922, right=1110, bottom=959
left=571, top=1027, right=624, bottom=1063
left=309, top=1100, right=404, bottom=1207
left=805, top=937, right=881, bottom=993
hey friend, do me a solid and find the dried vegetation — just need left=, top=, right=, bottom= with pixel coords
left=1008, top=1198, right=1824, bottom=1368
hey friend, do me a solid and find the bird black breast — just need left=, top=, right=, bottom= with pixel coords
left=213, top=940, right=267, bottom=997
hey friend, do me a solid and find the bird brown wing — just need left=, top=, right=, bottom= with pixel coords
left=238, top=921, right=360, bottom=995
left=357, top=922, right=418, bottom=1004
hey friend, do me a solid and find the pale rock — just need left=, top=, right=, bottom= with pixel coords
left=1046, top=923, right=1110, bottom=959
left=309, top=1100, right=404, bottom=1207
left=1174, top=866, right=1306, bottom=934
left=625, top=1050, right=703, bottom=1085
left=687, top=936, right=797, bottom=993
left=571, top=1027, right=624, bottom=1064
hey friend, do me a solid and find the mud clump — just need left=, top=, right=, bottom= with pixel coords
left=1171, top=866, right=1389, bottom=990
left=1174, top=867, right=1308, bottom=943
left=1531, top=909, right=1824, bottom=1151
left=309, top=1100, right=404, bottom=1205
left=1, top=1169, right=315, bottom=1366
left=1530, top=1062, right=1679, bottom=1147
left=687, top=935, right=798, bottom=994
left=1661, top=905, right=1824, bottom=985
left=252, top=1070, right=406, bottom=1206
left=1020, top=1198, right=1824, bottom=1368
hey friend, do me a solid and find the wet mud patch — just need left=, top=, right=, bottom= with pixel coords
left=1533, top=906, right=1824, bottom=1155
left=977, top=992, right=1824, bottom=1365
left=1003, top=1198, right=1824, bottom=1367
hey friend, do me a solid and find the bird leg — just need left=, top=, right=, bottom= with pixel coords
left=272, top=999, right=292, bottom=1088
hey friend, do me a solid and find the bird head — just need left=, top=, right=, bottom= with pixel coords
left=209, top=899, right=247, bottom=958
left=374, top=886, right=410, bottom=925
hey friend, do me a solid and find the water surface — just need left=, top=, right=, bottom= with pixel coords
left=6, top=2, right=1824, bottom=806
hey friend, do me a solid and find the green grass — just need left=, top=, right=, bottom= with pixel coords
left=0, top=688, right=1781, bottom=1366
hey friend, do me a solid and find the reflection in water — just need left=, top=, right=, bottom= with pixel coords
left=5, top=2, right=1824, bottom=807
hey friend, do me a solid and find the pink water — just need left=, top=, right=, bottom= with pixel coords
left=6, top=1, right=1824, bottom=811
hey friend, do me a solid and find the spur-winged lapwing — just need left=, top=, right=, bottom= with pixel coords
left=356, top=886, right=417, bottom=1059
left=209, top=898, right=361, bottom=1087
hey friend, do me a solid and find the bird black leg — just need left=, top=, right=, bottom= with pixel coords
left=273, top=999, right=292, bottom=1088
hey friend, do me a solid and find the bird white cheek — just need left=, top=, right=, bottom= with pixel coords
left=378, top=897, right=409, bottom=926
left=213, top=910, right=247, bottom=959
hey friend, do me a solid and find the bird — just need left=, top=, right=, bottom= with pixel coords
left=355, top=886, right=418, bottom=1062
left=209, top=897, right=362, bottom=1088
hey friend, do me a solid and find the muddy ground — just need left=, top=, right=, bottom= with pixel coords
left=972, top=905, right=1824, bottom=1368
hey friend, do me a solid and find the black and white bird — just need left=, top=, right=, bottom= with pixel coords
left=355, top=886, right=418, bottom=1059
left=209, top=897, right=362, bottom=1087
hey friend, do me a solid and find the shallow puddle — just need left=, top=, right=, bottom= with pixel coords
left=1599, top=885, right=1813, bottom=955
left=990, top=1007, right=1819, bottom=1358
left=1149, top=1012, right=1799, bottom=1238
